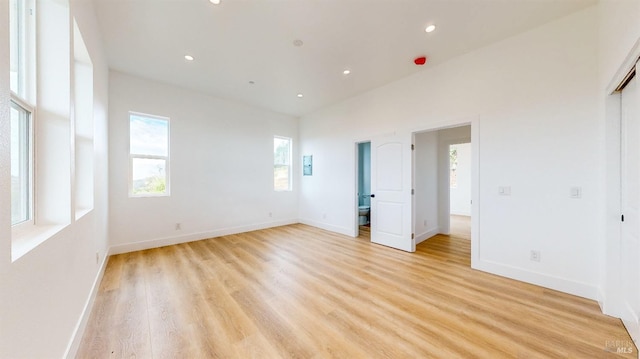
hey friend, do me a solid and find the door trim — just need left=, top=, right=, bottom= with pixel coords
left=606, top=37, right=640, bottom=95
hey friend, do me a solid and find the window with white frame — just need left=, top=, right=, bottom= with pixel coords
left=10, top=0, right=35, bottom=227
left=129, top=113, right=170, bottom=197
left=10, top=101, right=33, bottom=226
left=274, top=136, right=292, bottom=191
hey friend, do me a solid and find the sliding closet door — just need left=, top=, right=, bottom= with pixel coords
left=620, top=62, right=640, bottom=343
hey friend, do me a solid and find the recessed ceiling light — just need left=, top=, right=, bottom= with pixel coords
left=184, top=55, right=194, bottom=61
left=293, top=39, right=304, bottom=47
left=297, top=93, right=304, bottom=98
left=425, top=24, right=436, bottom=33
left=209, top=0, right=221, bottom=4
left=249, top=81, right=255, bottom=85
left=343, top=69, right=351, bottom=75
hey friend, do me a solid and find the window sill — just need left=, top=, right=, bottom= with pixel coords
left=11, top=223, right=67, bottom=262
left=75, top=207, right=94, bottom=221
left=129, top=193, right=170, bottom=198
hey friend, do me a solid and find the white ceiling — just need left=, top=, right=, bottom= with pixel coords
left=94, top=0, right=595, bottom=117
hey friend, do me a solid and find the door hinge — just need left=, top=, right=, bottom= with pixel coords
left=622, top=214, right=625, bottom=222
left=411, top=144, right=415, bottom=151
left=411, top=189, right=415, bottom=195
left=411, top=233, right=415, bottom=239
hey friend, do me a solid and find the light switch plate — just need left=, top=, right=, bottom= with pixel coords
left=499, top=186, right=511, bottom=196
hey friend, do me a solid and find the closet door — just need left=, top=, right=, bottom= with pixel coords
left=620, top=62, right=640, bottom=343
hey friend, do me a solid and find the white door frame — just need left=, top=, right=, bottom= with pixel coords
left=410, top=117, right=480, bottom=267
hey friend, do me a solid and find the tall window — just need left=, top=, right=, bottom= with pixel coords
left=74, top=19, right=94, bottom=217
left=10, top=0, right=23, bottom=95
left=10, top=0, right=35, bottom=226
left=10, top=0, right=34, bottom=98
left=274, top=136, right=292, bottom=191
left=129, top=113, right=170, bottom=196
left=10, top=102, right=32, bottom=225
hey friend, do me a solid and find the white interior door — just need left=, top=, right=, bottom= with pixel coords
left=370, top=132, right=414, bottom=252
left=621, top=63, right=640, bottom=344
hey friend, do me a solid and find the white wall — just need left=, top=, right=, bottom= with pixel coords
left=598, top=0, right=640, bottom=343
left=414, top=131, right=439, bottom=242
left=0, top=1, right=110, bottom=357
left=108, top=72, right=299, bottom=253
left=299, top=7, right=600, bottom=299
left=450, top=143, right=471, bottom=216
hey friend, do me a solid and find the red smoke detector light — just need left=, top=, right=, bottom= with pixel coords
left=414, top=56, right=427, bottom=65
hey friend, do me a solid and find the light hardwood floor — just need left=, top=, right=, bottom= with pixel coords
left=450, top=215, right=471, bottom=240
left=78, top=224, right=636, bottom=358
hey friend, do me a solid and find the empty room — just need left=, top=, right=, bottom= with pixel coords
left=1, top=0, right=640, bottom=358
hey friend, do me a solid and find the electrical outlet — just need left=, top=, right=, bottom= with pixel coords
left=530, top=250, right=541, bottom=262
left=175, top=223, right=182, bottom=230
left=323, top=213, right=327, bottom=219
left=423, top=219, right=427, bottom=226
left=269, top=212, right=273, bottom=217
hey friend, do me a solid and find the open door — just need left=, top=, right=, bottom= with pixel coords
left=370, top=132, right=414, bottom=252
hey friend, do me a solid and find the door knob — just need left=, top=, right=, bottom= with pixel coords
left=370, top=194, right=375, bottom=198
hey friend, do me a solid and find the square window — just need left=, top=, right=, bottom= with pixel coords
left=131, top=158, right=167, bottom=195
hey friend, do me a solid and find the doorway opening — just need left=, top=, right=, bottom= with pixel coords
left=413, top=124, right=473, bottom=255
left=357, top=141, right=371, bottom=240
left=449, top=143, right=471, bottom=240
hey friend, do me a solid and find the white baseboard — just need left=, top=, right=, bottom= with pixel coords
left=473, top=258, right=598, bottom=300
left=110, top=219, right=298, bottom=255
left=621, top=302, right=640, bottom=348
left=298, top=218, right=354, bottom=237
left=596, top=287, right=608, bottom=314
left=64, top=250, right=110, bottom=359
left=416, top=228, right=440, bottom=244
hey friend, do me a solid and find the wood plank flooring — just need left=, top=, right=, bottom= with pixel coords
left=450, top=215, right=471, bottom=240
left=77, top=224, right=636, bottom=358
